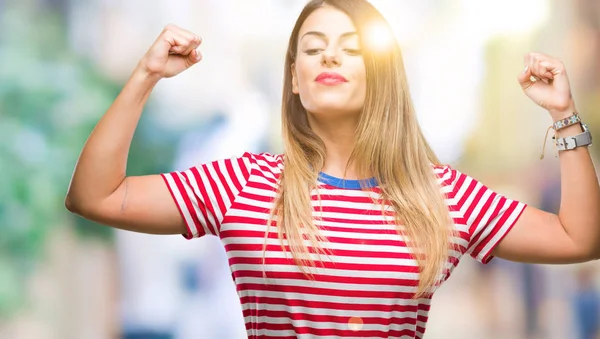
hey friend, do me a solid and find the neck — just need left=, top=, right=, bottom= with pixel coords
left=307, top=112, right=365, bottom=180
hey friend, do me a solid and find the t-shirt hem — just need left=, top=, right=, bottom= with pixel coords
left=479, top=203, right=528, bottom=264
left=160, top=173, right=200, bottom=240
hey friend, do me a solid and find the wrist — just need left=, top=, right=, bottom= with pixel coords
left=132, top=64, right=162, bottom=86
left=549, top=102, right=577, bottom=122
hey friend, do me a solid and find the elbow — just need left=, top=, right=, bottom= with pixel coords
left=64, top=190, right=92, bottom=217
left=579, top=241, right=600, bottom=262
left=591, top=244, right=600, bottom=261
left=65, top=193, right=82, bottom=215
left=589, top=226, right=600, bottom=260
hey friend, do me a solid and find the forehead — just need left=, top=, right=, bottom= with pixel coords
left=298, top=6, right=357, bottom=37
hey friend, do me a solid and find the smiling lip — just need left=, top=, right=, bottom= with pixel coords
left=315, top=72, right=348, bottom=85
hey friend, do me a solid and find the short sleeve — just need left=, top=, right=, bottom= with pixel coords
left=160, top=152, right=255, bottom=239
left=441, top=165, right=527, bottom=264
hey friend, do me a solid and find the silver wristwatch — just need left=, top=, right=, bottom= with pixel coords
left=554, top=123, right=592, bottom=151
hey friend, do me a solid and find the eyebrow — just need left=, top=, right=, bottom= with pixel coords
left=300, top=31, right=358, bottom=41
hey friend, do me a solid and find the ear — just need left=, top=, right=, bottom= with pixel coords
left=291, top=63, right=299, bottom=94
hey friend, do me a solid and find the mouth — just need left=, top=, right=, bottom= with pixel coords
left=315, top=72, right=348, bottom=86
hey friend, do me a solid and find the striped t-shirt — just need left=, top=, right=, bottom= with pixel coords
left=161, top=152, right=526, bottom=338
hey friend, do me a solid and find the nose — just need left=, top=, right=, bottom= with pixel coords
left=321, top=47, right=341, bottom=67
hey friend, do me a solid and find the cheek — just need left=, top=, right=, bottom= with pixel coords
left=295, top=62, right=315, bottom=92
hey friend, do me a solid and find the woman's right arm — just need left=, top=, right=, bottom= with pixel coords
left=65, top=25, right=203, bottom=235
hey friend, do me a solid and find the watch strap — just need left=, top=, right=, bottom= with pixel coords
left=554, top=124, right=592, bottom=151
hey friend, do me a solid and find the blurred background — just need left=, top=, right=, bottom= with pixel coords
left=1, top=0, right=600, bottom=338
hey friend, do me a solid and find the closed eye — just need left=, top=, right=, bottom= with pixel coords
left=304, top=48, right=324, bottom=55
left=343, top=48, right=362, bottom=55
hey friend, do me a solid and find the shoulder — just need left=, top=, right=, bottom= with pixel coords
left=431, top=163, right=482, bottom=195
left=432, top=164, right=461, bottom=187
left=238, top=151, right=284, bottom=176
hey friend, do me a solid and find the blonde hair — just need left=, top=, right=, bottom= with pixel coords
left=266, top=0, right=453, bottom=298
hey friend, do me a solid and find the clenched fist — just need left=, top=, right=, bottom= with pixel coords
left=138, top=24, right=203, bottom=79
left=517, top=52, right=575, bottom=121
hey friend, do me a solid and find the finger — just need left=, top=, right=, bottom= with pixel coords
left=186, top=48, right=203, bottom=66
left=161, top=25, right=199, bottom=55
left=163, top=25, right=201, bottom=55
left=531, top=59, right=552, bottom=83
left=517, top=64, right=534, bottom=89
left=532, top=60, right=551, bottom=83
left=531, top=53, right=564, bottom=78
left=162, top=30, right=190, bottom=55
left=540, top=60, right=561, bottom=77
left=171, top=27, right=202, bottom=55
left=518, top=53, right=537, bottom=87
left=182, top=35, right=202, bottom=56
left=528, top=54, right=547, bottom=79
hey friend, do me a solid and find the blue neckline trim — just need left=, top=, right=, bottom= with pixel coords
left=317, top=172, right=378, bottom=189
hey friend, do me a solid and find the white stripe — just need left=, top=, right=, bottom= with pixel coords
left=242, top=315, right=418, bottom=333
left=468, top=191, right=504, bottom=250
left=238, top=289, right=429, bottom=307
left=251, top=174, right=279, bottom=188
left=244, top=185, right=278, bottom=198
left=168, top=172, right=203, bottom=237
left=218, top=159, right=240, bottom=202
left=312, top=188, right=384, bottom=199
left=467, top=187, right=497, bottom=232
left=226, top=208, right=412, bottom=223
left=229, top=156, right=250, bottom=194
left=476, top=202, right=525, bottom=261
left=236, top=276, right=419, bottom=293
left=231, top=263, right=421, bottom=280
left=205, top=161, right=230, bottom=216
left=222, top=235, right=465, bottom=257
left=241, top=302, right=420, bottom=320
left=186, top=166, right=220, bottom=237
left=249, top=329, right=300, bottom=338
left=230, top=250, right=419, bottom=266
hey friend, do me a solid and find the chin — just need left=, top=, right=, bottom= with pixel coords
left=307, top=104, right=361, bottom=117
left=303, top=95, right=362, bottom=117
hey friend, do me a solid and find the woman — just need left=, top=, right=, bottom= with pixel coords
left=66, top=0, right=600, bottom=338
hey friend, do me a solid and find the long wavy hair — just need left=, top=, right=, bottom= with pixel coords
left=265, top=0, right=453, bottom=298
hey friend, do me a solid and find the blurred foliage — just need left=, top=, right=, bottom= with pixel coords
left=0, top=2, right=178, bottom=318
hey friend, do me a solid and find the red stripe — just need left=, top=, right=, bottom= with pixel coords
left=248, top=322, right=418, bottom=338
left=480, top=202, right=525, bottom=263
left=221, top=230, right=410, bottom=247
left=472, top=198, right=516, bottom=259
left=467, top=189, right=496, bottom=235
left=446, top=169, right=466, bottom=200
left=461, top=181, right=485, bottom=223
left=470, top=196, right=507, bottom=257
left=168, top=172, right=204, bottom=238
left=239, top=296, right=427, bottom=313
left=190, top=166, right=219, bottom=235
left=241, top=308, right=420, bottom=327
left=237, top=269, right=419, bottom=287
left=160, top=174, right=202, bottom=239
left=238, top=154, right=252, bottom=180
left=216, top=160, right=235, bottom=208
left=230, top=257, right=420, bottom=275
left=204, top=163, right=228, bottom=229
left=179, top=173, right=214, bottom=234
left=224, top=214, right=406, bottom=227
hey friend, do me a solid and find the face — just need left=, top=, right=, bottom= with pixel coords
left=292, top=6, right=367, bottom=118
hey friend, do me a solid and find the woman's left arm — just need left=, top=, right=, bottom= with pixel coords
left=492, top=52, right=600, bottom=264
